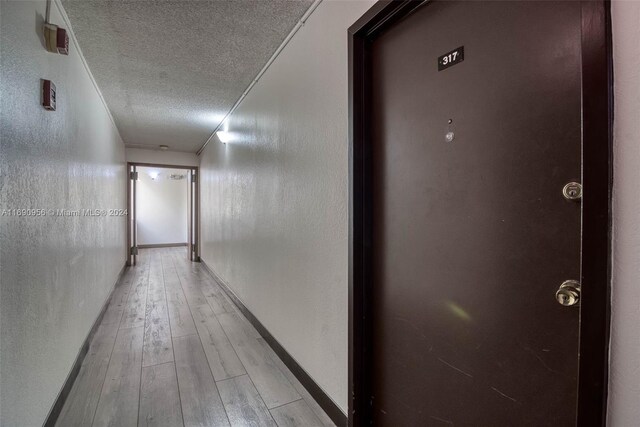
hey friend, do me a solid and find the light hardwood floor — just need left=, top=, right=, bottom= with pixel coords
left=56, top=247, right=335, bottom=427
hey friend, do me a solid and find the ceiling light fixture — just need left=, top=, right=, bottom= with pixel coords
left=216, top=130, right=231, bottom=144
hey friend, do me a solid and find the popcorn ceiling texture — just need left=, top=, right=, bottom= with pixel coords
left=61, top=0, right=314, bottom=153
left=0, top=1, right=126, bottom=425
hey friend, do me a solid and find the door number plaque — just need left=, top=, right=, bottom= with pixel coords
left=438, top=46, right=464, bottom=71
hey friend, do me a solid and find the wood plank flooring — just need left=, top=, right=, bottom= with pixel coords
left=56, top=247, right=334, bottom=427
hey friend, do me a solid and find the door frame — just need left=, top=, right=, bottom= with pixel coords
left=126, top=162, right=200, bottom=265
left=347, top=1, right=613, bottom=425
left=127, top=163, right=138, bottom=266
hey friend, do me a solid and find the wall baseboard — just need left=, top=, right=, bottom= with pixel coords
left=200, top=260, right=348, bottom=427
left=43, top=262, right=128, bottom=427
left=137, top=242, right=187, bottom=249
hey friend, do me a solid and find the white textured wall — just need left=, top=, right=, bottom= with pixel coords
left=125, top=147, right=199, bottom=167
left=199, top=0, right=375, bottom=413
left=137, top=167, right=188, bottom=245
left=608, top=1, right=640, bottom=425
left=0, top=1, right=126, bottom=425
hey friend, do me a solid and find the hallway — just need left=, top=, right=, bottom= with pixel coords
left=56, top=248, right=334, bottom=427
left=3, top=0, right=640, bottom=425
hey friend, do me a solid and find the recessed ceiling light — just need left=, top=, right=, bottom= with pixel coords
left=159, top=145, right=169, bottom=151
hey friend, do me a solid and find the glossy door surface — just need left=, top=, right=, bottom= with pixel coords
left=370, top=1, right=582, bottom=425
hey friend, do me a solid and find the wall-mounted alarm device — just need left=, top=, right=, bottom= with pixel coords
left=44, top=23, right=69, bottom=55
left=43, top=80, right=56, bottom=111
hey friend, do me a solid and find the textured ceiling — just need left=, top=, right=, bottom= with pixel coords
left=61, top=0, right=314, bottom=152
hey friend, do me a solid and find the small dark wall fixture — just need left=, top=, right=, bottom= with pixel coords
left=43, top=79, right=56, bottom=111
left=43, top=0, right=69, bottom=56
left=44, top=23, right=69, bottom=55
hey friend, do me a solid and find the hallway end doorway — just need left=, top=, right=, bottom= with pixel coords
left=127, top=163, right=200, bottom=266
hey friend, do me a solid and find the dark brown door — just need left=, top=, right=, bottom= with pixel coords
left=370, top=1, right=582, bottom=425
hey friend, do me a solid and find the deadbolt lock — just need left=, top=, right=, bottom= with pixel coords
left=556, top=280, right=581, bottom=306
left=563, top=182, right=582, bottom=201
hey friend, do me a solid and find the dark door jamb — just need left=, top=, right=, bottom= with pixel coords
left=347, top=1, right=613, bottom=425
